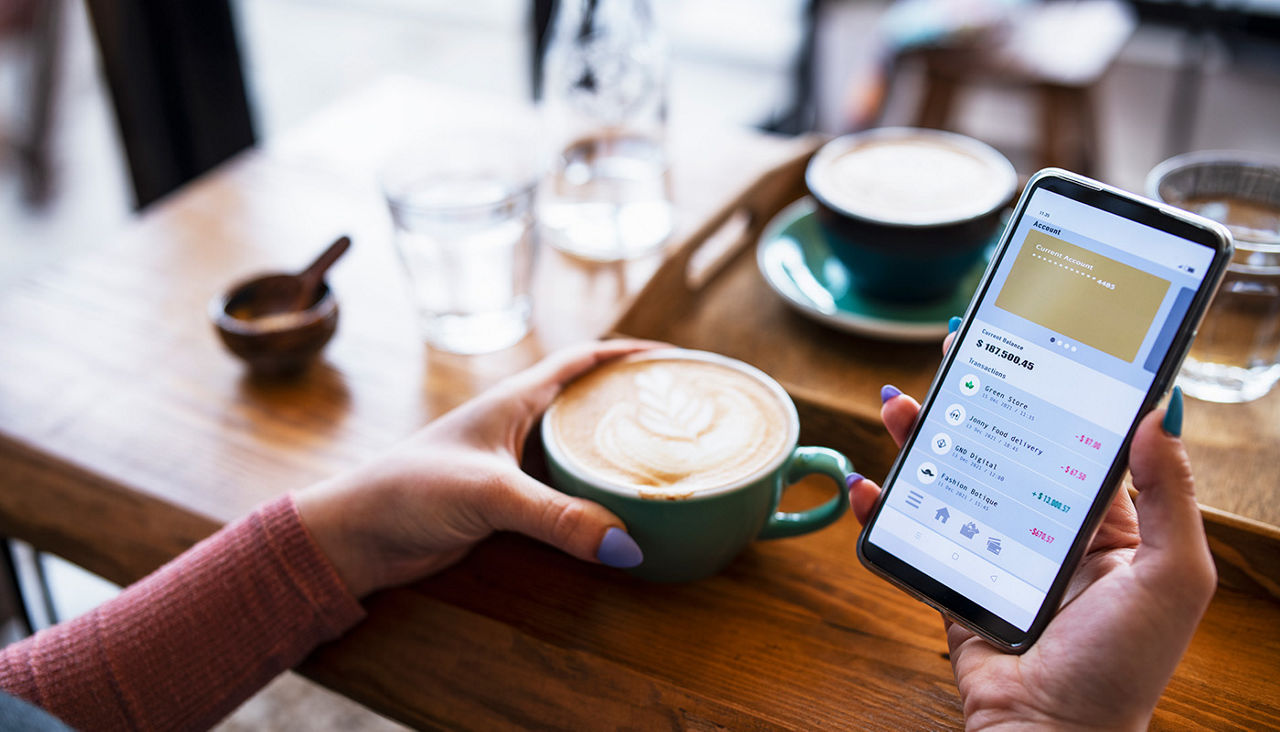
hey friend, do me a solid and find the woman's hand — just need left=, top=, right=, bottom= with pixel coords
left=850, top=334, right=1216, bottom=730
left=295, top=340, right=661, bottom=597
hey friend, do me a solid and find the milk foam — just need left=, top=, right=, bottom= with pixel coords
left=549, top=358, right=792, bottom=497
left=813, top=136, right=1011, bottom=225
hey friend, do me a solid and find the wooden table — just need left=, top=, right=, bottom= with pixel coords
left=1, top=78, right=1277, bottom=729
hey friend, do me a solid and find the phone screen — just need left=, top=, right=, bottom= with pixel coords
left=862, top=180, right=1220, bottom=639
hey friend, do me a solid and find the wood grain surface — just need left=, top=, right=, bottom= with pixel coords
left=0, top=78, right=1276, bottom=730
left=615, top=143, right=1280, bottom=527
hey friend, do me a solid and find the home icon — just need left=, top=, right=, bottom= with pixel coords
left=935, top=507, right=950, bottom=524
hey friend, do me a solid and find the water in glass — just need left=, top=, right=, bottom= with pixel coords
left=388, top=175, right=535, bottom=354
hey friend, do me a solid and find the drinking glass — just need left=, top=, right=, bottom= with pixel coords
left=1182, top=254, right=1280, bottom=402
left=383, top=132, right=538, bottom=354
left=1148, top=153, right=1280, bottom=403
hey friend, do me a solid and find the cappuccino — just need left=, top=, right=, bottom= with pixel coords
left=809, top=134, right=1013, bottom=226
left=547, top=356, right=792, bottom=498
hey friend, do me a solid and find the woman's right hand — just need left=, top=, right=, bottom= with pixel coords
left=849, top=334, right=1216, bottom=730
left=295, top=340, right=662, bottom=597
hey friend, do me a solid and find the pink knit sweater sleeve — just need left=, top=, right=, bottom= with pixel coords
left=0, top=494, right=366, bottom=731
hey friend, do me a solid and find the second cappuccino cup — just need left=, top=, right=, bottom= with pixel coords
left=806, top=127, right=1017, bottom=302
left=542, top=348, right=853, bottom=582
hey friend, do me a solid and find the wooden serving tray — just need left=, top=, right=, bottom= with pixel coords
left=609, top=142, right=1280, bottom=600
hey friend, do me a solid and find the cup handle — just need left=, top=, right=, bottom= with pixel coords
left=757, top=446, right=853, bottom=540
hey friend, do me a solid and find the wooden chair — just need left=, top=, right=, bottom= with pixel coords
left=871, top=0, right=1135, bottom=177
left=83, top=0, right=255, bottom=209
left=0, top=0, right=62, bottom=205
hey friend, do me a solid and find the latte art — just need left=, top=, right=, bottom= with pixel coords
left=631, top=367, right=716, bottom=440
left=548, top=357, right=792, bottom=497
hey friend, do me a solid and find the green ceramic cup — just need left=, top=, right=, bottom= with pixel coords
left=542, top=349, right=854, bottom=582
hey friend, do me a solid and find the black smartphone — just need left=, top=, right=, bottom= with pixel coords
left=856, top=169, right=1234, bottom=652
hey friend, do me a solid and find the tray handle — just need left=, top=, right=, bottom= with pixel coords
left=612, top=136, right=825, bottom=338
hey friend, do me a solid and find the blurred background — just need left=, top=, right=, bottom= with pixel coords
left=3, top=0, right=1280, bottom=287
left=1, top=0, right=1277, bottom=727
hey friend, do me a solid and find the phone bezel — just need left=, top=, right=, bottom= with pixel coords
left=856, top=168, right=1234, bottom=652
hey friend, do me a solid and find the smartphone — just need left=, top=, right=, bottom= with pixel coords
left=856, top=169, right=1233, bottom=652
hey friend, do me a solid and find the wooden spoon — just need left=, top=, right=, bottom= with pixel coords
left=252, top=235, right=351, bottom=317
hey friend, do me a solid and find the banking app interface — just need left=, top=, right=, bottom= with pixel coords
left=868, top=188, right=1213, bottom=630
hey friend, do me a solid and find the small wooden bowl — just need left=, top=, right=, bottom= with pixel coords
left=210, top=274, right=339, bottom=376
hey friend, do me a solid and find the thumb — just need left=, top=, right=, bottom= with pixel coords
left=485, top=471, right=644, bottom=568
left=498, top=339, right=666, bottom=413
left=1129, top=388, right=1215, bottom=588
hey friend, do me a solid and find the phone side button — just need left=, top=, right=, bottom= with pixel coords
left=1182, top=330, right=1199, bottom=381
left=1164, top=333, right=1196, bottom=398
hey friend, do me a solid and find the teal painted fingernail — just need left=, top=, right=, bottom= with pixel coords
left=1163, top=386, right=1183, bottom=437
left=597, top=527, right=643, bottom=568
left=880, top=385, right=902, bottom=403
left=948, top=316, right=962, bottom=333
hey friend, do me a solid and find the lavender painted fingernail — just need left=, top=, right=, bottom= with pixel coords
left=880, top=385, right=902, bottom=403
left=846, top=472, right=866, bottom=489
left=597, top=527, right=643, bottom=568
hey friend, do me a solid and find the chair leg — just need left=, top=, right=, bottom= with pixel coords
left=2, top=0, right=64, bottom=206
left=915, top=65, right=958, bottom=131
left=1165, top=27, right=1210, bottom=158
left=1, top=540, right=35, bottom=639
left=1075, top=86, right=1099, bottom=178
left=2, top=541, right=59, bottom=634
left=1038, top=85, right=1100, bottom=177
left=29, top=550, right=59, bottom=628
left=1038, top=84, right=1061, bottom=172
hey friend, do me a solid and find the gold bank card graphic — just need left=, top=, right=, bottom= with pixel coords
left=995, top=229, right=1170, bottom=362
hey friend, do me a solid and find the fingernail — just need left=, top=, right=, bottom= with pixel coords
left=880, top=385, right=902, bottom=403
left=948, top=316, right=962, bottom=333
left=845, top=472, right=865, bottom=489
left=1162, top=385, right=1183, bottom=437
left=597, top=527, right=643, bottom=568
